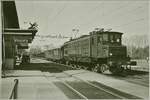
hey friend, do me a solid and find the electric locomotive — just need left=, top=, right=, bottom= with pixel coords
left=62, top=29, right=135, bottom=74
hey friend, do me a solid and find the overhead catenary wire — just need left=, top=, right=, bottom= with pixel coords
left=81, top=1, right=147, bottom=29
left=114, top=17, right=147, bottom=28
left=49, top=3, right=67, bottom=24
left=81, top=1, right=132, bottom=26
left=105, top=3, right=148, bottom=21
left=37, top=1, right=147, bottom=38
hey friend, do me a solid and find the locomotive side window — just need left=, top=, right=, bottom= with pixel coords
left=110, top=34, right=114, bottom=43
left=114, top=34, right=121, bottom=43
left=103, top=34, right=108, bottom=41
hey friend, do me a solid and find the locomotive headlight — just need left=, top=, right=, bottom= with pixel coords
left=109, top=53, right=112, bottom=56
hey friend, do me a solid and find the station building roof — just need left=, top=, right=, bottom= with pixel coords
left=2, top=1, right=19, bottom=28
left=2, top=1, right=38, bottom=49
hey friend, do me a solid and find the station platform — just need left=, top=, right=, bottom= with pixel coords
left=0, top=70, right=68, bottom=100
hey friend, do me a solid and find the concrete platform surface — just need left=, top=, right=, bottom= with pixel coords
left=64, top=69, right=149, bottom=99
left=0, top=78, right=14, bottom=99
left=0, top=70, right=68, bottom=100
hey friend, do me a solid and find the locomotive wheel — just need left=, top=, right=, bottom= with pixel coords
left=70, top=64, right=74, bottom=69
left=65, top=61, right=69, bottom=65
left=93, top=64, right=100, bottom=73
left=83, top=67, right=88, bottom=70
left=76, top=65, right=80, bottom=69
left=100, top=64, right=108, bottom=73
left=94, top=66, right=99, bottom=72
left=78, top=65, right=82, bottom=69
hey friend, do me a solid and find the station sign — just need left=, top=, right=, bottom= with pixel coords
left=14, top=39, right=28, bottom=43
left=4, top=32, right=33, bottom=43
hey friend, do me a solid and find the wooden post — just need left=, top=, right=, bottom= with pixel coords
left=14, top=79, right=18, bottom=99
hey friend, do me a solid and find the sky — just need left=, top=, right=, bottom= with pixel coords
left=15, top=0, right=149, bottom=50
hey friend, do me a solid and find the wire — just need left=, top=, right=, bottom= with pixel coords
left=81, top=1, right=147, bottom=27
left=105, top=3, right=148, bottom=20
left=49, top=4, right=67, bottom=24
left=114, top=18, right=147, bottom=28
left=76, top=2, right=104, bottom=27
left=81, top=2, right=132, bottom=26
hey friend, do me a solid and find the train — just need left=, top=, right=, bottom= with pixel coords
left=43, top=30, right=136, bottom=74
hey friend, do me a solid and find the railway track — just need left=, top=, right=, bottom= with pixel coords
left=52, top=61, right=149, bottom=87
left=43, top=72, right=141, bottom=99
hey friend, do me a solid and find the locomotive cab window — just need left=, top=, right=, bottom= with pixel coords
left=114, top=34, right=121, bottom=43
left=109, top=33, right=121, bottom=44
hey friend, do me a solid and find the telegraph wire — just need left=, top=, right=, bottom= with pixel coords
left=76, top=2, right=104, bottom=28
left=81, top=2, right=132, bottom=26
left=49, top=3, right=67, bottom=24
left=91, top=1, right=145, bottom=23
left=114, top=18, right=147, bottom=28
left=107, top=3, right=147, bottom=20
left=81, top=1, right=147, bottom=30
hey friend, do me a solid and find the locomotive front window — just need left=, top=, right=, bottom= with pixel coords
left=114, top=34, right=121, bottom=43
left=109, top=34, right=121, bottom=43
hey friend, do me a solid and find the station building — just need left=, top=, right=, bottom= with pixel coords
left=1, top=1, right=37, bottom=77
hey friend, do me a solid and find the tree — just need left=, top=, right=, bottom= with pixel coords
left=29, top=45, right=42, bottom=56
left=28, top=22, right=38, bottom=29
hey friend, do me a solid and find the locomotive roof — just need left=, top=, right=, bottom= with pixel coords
left=64, top=31, right=123, bottom=45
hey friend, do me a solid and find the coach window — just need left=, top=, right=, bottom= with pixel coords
left=98, top=35, right=102, bottom=43
left=65, top=50, right=68, bottom=54
left=91, top=37, right=94, bottom=44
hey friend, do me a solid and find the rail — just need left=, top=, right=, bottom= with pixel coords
left=9, top=79, right=19, bottom=99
